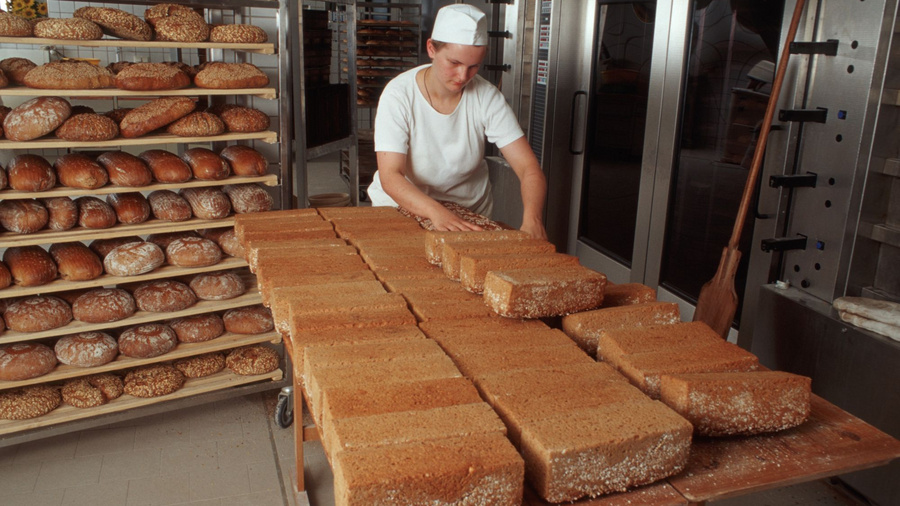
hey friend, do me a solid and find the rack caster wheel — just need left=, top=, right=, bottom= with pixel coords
left=274, top=386, right=294, bottom=428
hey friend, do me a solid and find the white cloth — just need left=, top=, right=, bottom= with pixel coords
left=368, top=64, right=524, bottom=216
left=431, top=4, right=488, bottom=46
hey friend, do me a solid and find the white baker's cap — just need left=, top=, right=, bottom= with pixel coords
left=431, top=4, right=488, bottom=46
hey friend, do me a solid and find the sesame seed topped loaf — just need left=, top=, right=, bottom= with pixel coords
left=317, top=205, right=406, bottom=220
left=600, top=283, right=657, bottom=307
left=460, top=252, right=581, bottom=294
left=483, top=265, right=608, bottom=319
left=332, top=433, right=524, bottom=506
left=397, top=200, right=507, bottom=231
left=519, top=401, right=692, bottom=502
left=425, top=229, right=531, bottom=265
left=562, top=302, right=682, bottom=355
left=659, top=371, right=812, bottom=436
left=442, top=238, right=556, bottom=280
left=595, top=321, right=722, bottom=363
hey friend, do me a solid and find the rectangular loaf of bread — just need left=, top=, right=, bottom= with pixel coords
left=251, top=244, right=359, bottom=273
left=483, top=265, right=608, bottom=319
left=350, top=235, right=427, bottom=251
left=400, top=288, right=480, bottom=306
left=334, top=221, right=425, bottom=241
left=613, top=341, right=760, bottom=398
left=596, top=321, right=723, bottom=363
left=234, top=209, right=321, bottom=238
left=262, top=270, right=378, bottom=306
left=659, top=371, right=811, bottom=436
left=246, top=237, right=347, bottom=270
left=332, top=433, right=524, bottom=506
left=322, top=376, right=482, bottom=429
left=431, top=328, right=578, bottom=358
left=317, top=206, right=406, bottom=220
left=324, top=402, right=507, bottom=457
left=359, top=246, right=427, bottom=265
left=441, top=238, right=556, bottom=280
left=600, top=283, right=657, bottom=307
left=235, top=219, right=334, bottom=244
left=303, top=339, right=448, bottom=383
left=519, top=400, right=692, bottom=502
left=269, top=280, right=387, bottom=333
left=460, top=253, right=581, bottom=293
left=257, top=256, right=371, bottom=296
left=408, top=299, right=497, bottom=322
left=364, top=254, right=441, bottom=273
left=425, top=229, right=531, bottom=265
left=562, top=302, right=682, bottom=355
left=291, top=325, right=425, bottom=372
left=374, top=267, right=448, bottom=282
left=289, top=299, right=417, bottom=345
left=418, top=317, right=549, bottom=341
left=446, top=344, right=595, bottom=379
left=383, top=277, right=471, bottom=295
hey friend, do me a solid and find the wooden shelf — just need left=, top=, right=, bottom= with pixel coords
left=0, top=131, right=277, bottom=150
left=0, top=216, right=238, bottom=249
left=0, top=256, right=249, bottom=301
left=0, top=368, right=284, bottom=437
left=0, top=36, right=275, bottom=54
left=0, top=331, right=281, bottom=390
left=0, top=174, right=278, bottom=201
left=0, top=284, right=262, bottom=344
left=0, top=86, right=277, bottom=100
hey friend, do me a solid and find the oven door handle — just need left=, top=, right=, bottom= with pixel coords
left=569, top=90, right=588, bottom=155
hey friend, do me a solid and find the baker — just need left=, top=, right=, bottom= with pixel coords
left=367, top=4, right=548, bottom=239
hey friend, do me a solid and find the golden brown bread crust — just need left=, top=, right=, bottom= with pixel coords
left=76, top=196, right=117, bottom=229
left=119, top=96, right=196, bottom=138
left=169, top=314, right=225, bottom=344
left=0, top=105, right=9, bottom=138
left=54, top=333, right=119, bottom=368
left=223, top=184, right=273, bottom=214
left=166, top=111, right=225, bottom=137
left=140, top=149, right=192, bottom=183
left=209, top=24, right=268, bottom=44
left=49, top=242, right=104, bottom=282
left=194, top=63, right=268, bottom=89
left=3, top=295, right=71, bottom=332
left=74, top=6, right=152, bottom=41
left=98, top=151, right=153, bottom=187
left=182, top=147, right=230, bottom=180
left=0, top=58, right=37, bottom=85
left=0, top=11, right=33, bottom=37
left=216, top=105, right=270, bottom=132
left=3, top=96, right=71, bottom=142
left=7, top=154, right=55, bottom=191
left=219, top=145, right=268, bottom=176
left=190, top=271, right=245, bottom=301
left=34, top=18, right=103, bottom=40
left=133, top=279, right=197, bottom=312
left=42, top=197, right=78, bottom=231
left=103, top=241, right=165, bottom=277
left=54, top=153, right=109, bottom=189
left=3, top=246, right=58, bottom=287
left=107, top=193, right=151, bottom=224
left=114, top=62, right=191, bottom=91
left=223, top=305, right=274, bottom=334
left=146, top=231, right=199, bottom=250
left=105, top=107, right=132, bottom=124
left=165, top=237, right=223, bottom=267
left=55, top=113, right=119, bottom=142
left=72, top=288, right=136, bottom=323
left=0, top=200, right=48, bottom=234
left=89, top=236, right=143, bottom=259
left=148, top=190, right=193, bottom=221
left=23, top=61, right=114, bottom=89
left=118, top=324, right=177, bottom=358
left=62, top=374, right=123, bottom=408
left=180, top=187, right=232, bottom=219
left=0, top=386, right=61, bottom=420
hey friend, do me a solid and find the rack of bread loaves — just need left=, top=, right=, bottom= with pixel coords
left=0, top=2, right=293, bottom=441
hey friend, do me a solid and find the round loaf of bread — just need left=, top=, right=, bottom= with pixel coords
left=74, top=6, right=152, bottom=41
left=55, top=114, right=119, bottom=142
left=49, top=242, right=103, bottom=281
left=182, top=148, right=230, bottom=180
left=76, top=196, right=117, bottom=229
left=190, top=271, right=245, bottom=301
left=4, top=296, right=72, bottom=332
left=55, top=332, right=118, bottom=367
left=223, top=305, right=274, bottom=334
left=0, top=199, right=48, bottom=234
left=194, top=62, right=268, bottom=89
left=209, top=24, right=268, bottom=44
left=140, top=149, right=192, bottom=183
left=174, top=352, right=225, bottom=378
left=201, top=227, right=244, bottom=258
left=166, top=237, right=223, bottom=267
left=0, top=343, right=57, bottom=380
left=223, top=184, right=273, bottom=214
left=114, top=62, right=191, bottom=91
left=166, top=112, right=224, bottom=137
left=148, top=190, right=193, bottom=221
left=0, top=386, right=61, bottom=420
left=120, top=96, right=195, bottom=138
left=55, top=153, right=109, bottom=189
left=0, top=261, right=11, bottom=290
left=226, top=345, right=279, bottom=376
left=7, top=154, right=56, bottom=191
left=34, top=18, right=103, bottom=40
left=89, top=236, right=143, bottom=259
left=61, top=374, right=123, bottom=408
left=216, top=105, right=270, bottom=133
left=97, top=151, right=153, bottom=187
left=170, top=313, right=225, bottom=343
left=119, top=324, right=177, bottom=358
left=72, top=288, right=136, bottom=323
left=3, top=96, right=71, bottom=142
left=107, top=193, right=151, bottom=224
left=180, top=187, right=231, bottom=219
left=23, top=61, right=114, bottom=90
left=219, top=145, right=267, bottom=176
left=0, top=11, right=33, bottom=37
left=3, top=246, right=57, bottom=287
left=104, top=241, right=165, bottom=277
left=151, top=10, right=209, bottom=43
left=144, top=3, right=198, bottom=24
left=124, top=364, right=185, bottom=398
left=146, top=231, right=199, bottom=250
left=133, top=280, right=197, bottom=312
left=42, top=197, right=78, bottom=231
left=0, top=58, right=37, bottom=85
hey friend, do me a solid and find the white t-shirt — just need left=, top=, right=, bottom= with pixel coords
left=368, top=64, right=524, bottom=216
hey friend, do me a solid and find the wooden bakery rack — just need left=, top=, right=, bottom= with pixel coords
left=0, top=0, right=297, bottom=447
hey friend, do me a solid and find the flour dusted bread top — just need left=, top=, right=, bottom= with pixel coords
left=97, top=151, right=154, bottom=187
left=103, top=241, right=165, bottom=277
left=0, top=343, right=57, bottom=381
left=3, top=246, right=57, bottom=287
left=7, top=154, right=55, bottom=191
left=4, top=295, right=72, bottom=333
left=72, top=288, right=136, bottom=323
left=4, top=96, right=72, bottom=141
left=54, top=153, right=109, bottom=189
left=0, top=199, right=48, bottom=234
left=190, top=271, right=246, bottom=300
left=42, top=197, right=78, bottom=231
left=55, top=332, right=118, bottom=368
left=118, top=324, right=177, bottom=358
left=148, top=190, right=193, bottom=221
left=180, top=187, right=232, bottom=220
left=133, top=280, right=197, bottom=312
left=49, top=242, right=103, bottom=282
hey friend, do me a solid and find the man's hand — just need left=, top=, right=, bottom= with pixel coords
left=520, top=215, right=547, bottom=240
left=430, top=205, right=483, bottom=232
